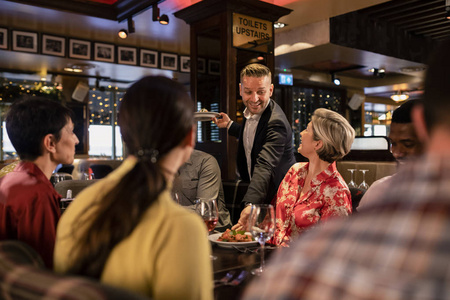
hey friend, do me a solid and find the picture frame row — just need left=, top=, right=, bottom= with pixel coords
left=0, top=27, right=221, bottom=74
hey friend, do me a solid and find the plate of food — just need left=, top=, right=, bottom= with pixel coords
left=208, top=229, right=259, bottom=248
left=194, top=109, right=220, bottom=121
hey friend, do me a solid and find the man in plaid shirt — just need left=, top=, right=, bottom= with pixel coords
left=243, top=41, right=450, bottom=299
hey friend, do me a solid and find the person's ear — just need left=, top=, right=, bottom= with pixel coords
left=411, top=104, right=429, bottom=144
left=43, top=134, right=57, bottom=154
left=269, top=83, right=274, bottom=97
left=239, top=83, right=242, bottom=97
left=314, top=140, right=323, bottom=151
left=181, top=126, right=196, bottom=148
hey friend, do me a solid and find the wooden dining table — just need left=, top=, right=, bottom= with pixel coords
left=211, top=243, right=276, bottom=300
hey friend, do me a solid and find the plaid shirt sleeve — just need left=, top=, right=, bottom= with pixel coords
left=0, top=241, right=150, bottom=300
left=243, top=155, right=450, bottom=300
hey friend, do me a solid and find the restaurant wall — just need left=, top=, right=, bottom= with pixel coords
left=0, top=1, right=191, bottom=54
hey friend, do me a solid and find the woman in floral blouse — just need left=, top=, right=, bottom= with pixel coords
left=273, top=108, right=355, bottom=246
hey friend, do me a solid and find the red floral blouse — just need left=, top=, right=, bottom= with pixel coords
left=273, top=162, right=351, bottom=246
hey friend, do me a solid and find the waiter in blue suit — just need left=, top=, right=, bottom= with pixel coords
left=214, top=63, right=295, bottom=230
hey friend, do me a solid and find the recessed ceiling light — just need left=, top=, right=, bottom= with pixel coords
left=63, top=63, right=95, bottom=73
left=274, top=22, right=287, bottom=29
left=391, top=91, right=409, bottom=102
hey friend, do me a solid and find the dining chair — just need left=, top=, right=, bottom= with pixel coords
left=55, top=179, right=99, bottom=198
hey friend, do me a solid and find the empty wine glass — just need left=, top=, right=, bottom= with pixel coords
left=347, top=169, right=357, bottom=188
left=358, top=169, right=369, bottom=190
left=195, top=198, right=219, bottom=260
left=173, top=192, right=180, bottom=204
left=248, top=204, right=275, bottom=276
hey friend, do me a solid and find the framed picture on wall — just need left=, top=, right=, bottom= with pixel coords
left=0, top=27, right=8, bottom=50
left=208, top=59, right=220, bottom=75
left=198, top=58, right=206, bottom=73
left=140, top=49, right=158, bottom=68
left=42, top=34, right=65, bottom=57
left=180, top=55, right=190, bottom=72
left=161, top=52, right=178, bottom=71
left=12, top=30, right=38, bottom=53
left=69, top=39, right=91, bottom=60
left=94, top=42, right=114, bottom=62
left=118, top=46, right=137, bottom=65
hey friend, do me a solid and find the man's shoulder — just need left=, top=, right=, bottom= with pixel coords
left=266, top=101, right=289, bottom=122
left=191, top=149, right=213, bottom=160
left=189, top=150, right=218, bottom=168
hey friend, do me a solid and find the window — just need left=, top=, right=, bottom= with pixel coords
left=290, top=86, right=345, bottom=149
left=88, top=88, right=124, bottom=159
left=2, top=121, right=16, bottom=160
left=196, top=101, right=220, bottom=143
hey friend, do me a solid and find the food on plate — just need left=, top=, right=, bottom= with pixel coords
left=199, top=108, right=209, bottom=112
left=217, top=229, right=254, bottom=242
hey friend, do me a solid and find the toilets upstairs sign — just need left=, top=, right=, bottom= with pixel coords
left=232, top=13, right=273, bottom=53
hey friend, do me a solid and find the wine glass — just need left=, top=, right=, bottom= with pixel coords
left=195, top=198, right=219, bottom=260
left=358, top=169, right=369, bottom=190
left=347, top=169, right=357, bottom=188
left=173, top=192, right=180, bottom=204
left=248, top=204, right=275, bottom=276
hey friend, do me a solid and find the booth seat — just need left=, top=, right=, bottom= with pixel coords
left=0, top=240, right=149, bottom=300
left=336, top=160, right=397, bottom=187
left=71, top=159, right=123, bottom=180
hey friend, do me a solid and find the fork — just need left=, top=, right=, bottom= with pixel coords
left=214, top=271, right=235, bottom=286
left=215, top=270, right=248, bottom=287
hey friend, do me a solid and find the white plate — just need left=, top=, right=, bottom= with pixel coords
left=194, top=112, right=220, bottom=121
left=208, top=232, right=259, bottom=249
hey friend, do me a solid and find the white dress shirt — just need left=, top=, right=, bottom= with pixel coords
left=242, top=99, right=271, bottom=178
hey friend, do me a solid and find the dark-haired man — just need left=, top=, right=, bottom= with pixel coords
left=358, top=99, right=424, bottom=210
left=0, top=97, right=79, bottom=268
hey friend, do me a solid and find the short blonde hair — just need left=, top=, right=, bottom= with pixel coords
left=311, top=108, right=355, bottom=163
left=240, top=63, right=272, bottom=83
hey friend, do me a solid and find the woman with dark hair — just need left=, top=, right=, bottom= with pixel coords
left=273, top=108, right=355, bottom=247
left=0, top=97, right=78, bottom=269
left=54, top=76, right=213, bottom=300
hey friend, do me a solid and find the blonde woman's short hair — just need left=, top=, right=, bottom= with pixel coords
left=311, top=108, right=355, bottom=163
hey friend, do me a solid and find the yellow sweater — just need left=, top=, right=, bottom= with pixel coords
left=54, top=157, right=213, bottom=300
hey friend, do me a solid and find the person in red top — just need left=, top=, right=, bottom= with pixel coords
left=0, top=97, right=79, bottom=268
left=273, top=108, right=355, bottom=246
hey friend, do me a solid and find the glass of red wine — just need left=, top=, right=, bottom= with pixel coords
left=195, top=198, right=219, bottom=260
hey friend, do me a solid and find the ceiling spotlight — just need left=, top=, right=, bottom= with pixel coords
left=153, top=3, right=169, bottom=25
left=158, top=14, right=169, bottom=25
left=390, top=91, right=409, bottom=102
left=118, top=17, right=135, bottom=39
left=331, top=73, right=340, bottom=85
left=118, top=29, right=128, bottom=39
left=369, top=67, right=386, bottom=78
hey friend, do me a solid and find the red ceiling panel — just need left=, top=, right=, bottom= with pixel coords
left=86, top=0, right=117, bottom=4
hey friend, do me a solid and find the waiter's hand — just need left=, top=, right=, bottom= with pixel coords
left=213, top=112, right=231, bottom=129
left=231, top=205, right=252, bottom=231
